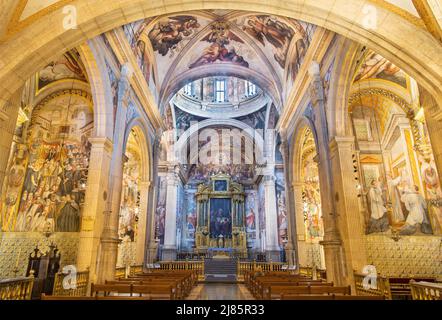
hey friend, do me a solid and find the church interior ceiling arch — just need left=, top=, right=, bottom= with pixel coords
left=0, top=2, right=441, bottom=299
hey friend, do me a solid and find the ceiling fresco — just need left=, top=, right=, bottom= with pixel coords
left=123, top=11, right=317, bottom=105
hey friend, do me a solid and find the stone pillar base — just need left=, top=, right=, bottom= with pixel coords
left=266, top=250, right=282, bottom=262
left=161, top=247, right=177, bottom=261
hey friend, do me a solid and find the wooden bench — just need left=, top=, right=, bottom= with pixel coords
left=281, top=294, right=384, bottom=300
left=261, top=283, right=335, bottom=300
left=91, top=283, right=177, bottom=300
left=41, top=294, right=165, bottom=300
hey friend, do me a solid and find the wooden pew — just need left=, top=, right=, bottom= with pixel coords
left=281, top=294, right=384, bottom=300
left=261, top=283, right=335, bottom=300
left=91, top=283, right=177, bottom=300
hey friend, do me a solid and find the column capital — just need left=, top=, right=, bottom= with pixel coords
left=263, top=175, right=276, bottom=186
left=88, top=136, right=113, bottom=153
left=329, top=136, right=355, bottom=153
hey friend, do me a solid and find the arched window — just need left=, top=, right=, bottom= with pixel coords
left=246, top=81, right=257, bottom=96
left=215, top=79, right=226, bottom=102
left=183, top=83, right=194, bottom=96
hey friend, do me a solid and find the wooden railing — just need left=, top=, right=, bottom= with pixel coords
left=115, top=265, right=144, bottom=278
left=0, top=277, right=34, bottom=300
left=410, top=281, right=442, bottom=300
left=354, top=272, right=392, bottom=300
left=158, top=261, right=204, bottom=276
left=238, top=261, right=286, bottom=275
left=52, top=270, right=89, bottom=297
left=299, top=266, right=327, bottom=281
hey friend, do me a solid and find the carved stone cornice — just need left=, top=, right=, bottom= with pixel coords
left=348, top=88, right=412, bottom=113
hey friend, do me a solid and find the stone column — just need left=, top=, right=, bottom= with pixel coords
left=144, top=135, right=161, bottom=266
left=263, top=175, right=281, bottom=261
left=162, top=166, right=180, bottom=261
left=329, top=136, right=368, bottom=283
left=97, top=64, right=133, bottom=283
left=135, top=180, right=151, bottom=264
left=76, top=137, right=113, bottom=282
left=308, top=62, right=346, bottom=286
left=292, top=182, right=307, bottom=267
left=0, top=91, right=21, bottom=195
left=279, top=134, right=298, bottom=267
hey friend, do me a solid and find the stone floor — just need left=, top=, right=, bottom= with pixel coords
left=186, top=283, right=255, bottom=300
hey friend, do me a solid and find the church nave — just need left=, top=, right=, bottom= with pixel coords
left=0, top=0, right=441, bottom=305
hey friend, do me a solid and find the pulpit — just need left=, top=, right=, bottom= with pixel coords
left=195, top=174, right=247, bottom=256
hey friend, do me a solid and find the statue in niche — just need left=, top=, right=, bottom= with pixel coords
left=367, top=179, right=389, bottom=233
left=217, top=234, right=225, bottom=248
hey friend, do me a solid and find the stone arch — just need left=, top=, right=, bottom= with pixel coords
left=174, top=118, right=265, bottom=165
left=290, top=115, right=326, bottom=269
left=118, top=118, right=153, bottom=265
left=77, top=43, right=115, bottom=140
left=2, top=1, right=441, bottom=118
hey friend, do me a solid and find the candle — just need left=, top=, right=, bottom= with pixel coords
left=15, top=248, right=22, bottom=269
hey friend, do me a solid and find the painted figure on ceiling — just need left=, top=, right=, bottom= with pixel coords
left=149, top=16, right=201, bottom=56
left=242, top=15, right=294, bottom=68
left=189, top=43, right=249, bottom=68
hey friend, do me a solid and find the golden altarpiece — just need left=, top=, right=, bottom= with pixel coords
left=195, top=174, right=247, bottom=254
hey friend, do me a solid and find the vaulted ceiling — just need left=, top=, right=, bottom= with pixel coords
left=123, top=10, right=316, bottom=110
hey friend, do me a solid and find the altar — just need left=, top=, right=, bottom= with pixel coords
left=195, top=174, right=247, bottom=256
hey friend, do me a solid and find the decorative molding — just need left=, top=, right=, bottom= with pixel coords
left=411, top=0, right=442, bottom=42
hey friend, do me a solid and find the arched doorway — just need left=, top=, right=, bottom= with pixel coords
left=117, top=125, right=151, bottom=267
left=292, top=123, right=326, bottom=270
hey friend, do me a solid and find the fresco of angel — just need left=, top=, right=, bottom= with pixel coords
left=149, top=16, right=200, bottom=56
left=243, top=15, right=294, bottom=68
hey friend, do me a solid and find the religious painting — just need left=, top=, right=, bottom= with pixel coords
left=149, top=16, right=201, bottom=57
left=237, top=106, right=266, bottom=130
left=353, top=103, right=437, bottom=236
left=189, top=22, right=249, bottom=68
left=0, top=93, right=93, bottom=233
left=245, top=191, right=257, bottom=235
left=124, top=17, right=156, bottom=49
left=155, top=175, right=167, bottom=244
left=37, top=50, right=87, bottom=91
left=134, top=40, right=152, bottom=85
left=300, top=129, right=324, bottom=241
left=188, top=163, right=255, bottom=183
left=258, top=182, right=266, bottom=231
left=106, top=62, right=119, bottom=135
left=174, top=107, right=206, bottom=132
left=417, top=152, right=442, bottom=233
left=286, top=22, right=315, bottom=82
left=209, top=198, right=232, bottom=238
left=275, top=169, right=287, bottom=246
left=184, top=190, right=197, bottom=247
left=242, top=15, right=294, bottom=69
left=302, top=178, right=324, bottom=241
left=118, top=131, right=141, bottom=243
left=354, top=50, right=407, bottom=88
left=214, top=180, right=228, bottom=192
